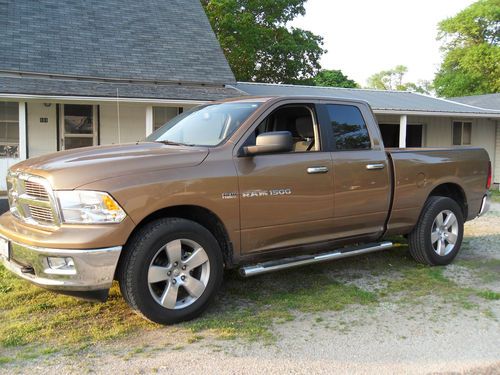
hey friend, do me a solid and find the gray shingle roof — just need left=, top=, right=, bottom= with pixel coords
left=0, top=76, right=241, bottom=101
left=0, top=0, right=235, bottom=85
left=448, top=93, right=500, bottom=111
left=234, top=82, right=500, bottom=115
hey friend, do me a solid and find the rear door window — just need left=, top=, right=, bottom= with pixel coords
left=325, top=104, right=371, bottom=150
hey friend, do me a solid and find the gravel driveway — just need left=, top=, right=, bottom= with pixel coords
left=3, top=205, right=500, bottom=375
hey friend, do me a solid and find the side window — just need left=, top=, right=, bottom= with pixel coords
left=251, top=105, right=318, bottom=152
left=326, top=104, right=371, bottom=150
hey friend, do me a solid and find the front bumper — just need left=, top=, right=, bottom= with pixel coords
left=0, top=234, right=122, bottom=294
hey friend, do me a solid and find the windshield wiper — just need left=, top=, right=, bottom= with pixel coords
left=156, top=140, right=195, bottom=147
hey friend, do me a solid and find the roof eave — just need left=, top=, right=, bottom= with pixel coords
left=0, top=93, right=209, bottom=105
left=373, top=109, right=500, bottom=118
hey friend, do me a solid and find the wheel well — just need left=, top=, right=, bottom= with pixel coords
left=127, top=205, right=234, bottom=268
left=428, top=183, right=467, bottom=218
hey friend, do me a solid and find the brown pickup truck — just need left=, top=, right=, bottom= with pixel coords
left=0, top=96, right=491, bottom=324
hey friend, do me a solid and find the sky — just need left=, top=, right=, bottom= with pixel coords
left=290, top=0, right=476, bottom=86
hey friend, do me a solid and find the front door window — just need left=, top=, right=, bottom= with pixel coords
left=61, top=104, right=96, bottom=150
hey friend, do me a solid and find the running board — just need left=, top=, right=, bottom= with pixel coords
left=239, top=241, right=393, bottom=277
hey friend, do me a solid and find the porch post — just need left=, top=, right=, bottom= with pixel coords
left=145, top=105, right=153, bottom=136
left=399, top=114, right=407, bottom=148
left=18, top=102, right=27, bottom=160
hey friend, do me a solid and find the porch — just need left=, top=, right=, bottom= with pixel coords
left=0, top=98, right=200, bottom=190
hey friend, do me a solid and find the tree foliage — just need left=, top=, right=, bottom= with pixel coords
left=434, top=0, right=500, bottom=97
left=312, top=69, right=359, bottom=88
left=366, top=65, right=433, bottom=94
left=202, top=0, right=325, bottom=83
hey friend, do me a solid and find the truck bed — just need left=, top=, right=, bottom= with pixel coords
left=384, top=147, right=490, bottom=236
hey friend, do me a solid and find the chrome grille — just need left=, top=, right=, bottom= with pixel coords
left=24, top=180, right=50, bottom=201
left=7, top=172, right=60, bottom=228
left=28, top=205, right=55, bottom=223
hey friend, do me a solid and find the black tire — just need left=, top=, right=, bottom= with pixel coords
left=117, top=218, right=224, bottom=324
left=408, top=196, right=464, bottom=266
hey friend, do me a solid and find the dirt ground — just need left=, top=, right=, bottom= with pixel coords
left=2, top=204, right=500, bottom=375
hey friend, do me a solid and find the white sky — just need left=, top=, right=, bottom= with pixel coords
left=290, top=0, right=476, bottom=85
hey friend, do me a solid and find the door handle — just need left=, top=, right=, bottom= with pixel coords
left=307, top=166, right=329, bottom=174
left=366, top=163, right=385, bottom=170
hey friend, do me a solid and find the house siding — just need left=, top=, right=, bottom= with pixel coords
left=99, top=103, right=150, bottom=145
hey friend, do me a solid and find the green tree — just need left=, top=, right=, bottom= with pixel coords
left=434, top=0, right=500, bottom=97
left=366, top=65, right=433, bottom=94
left=367, top=65, right=408, bottom=91
left=313, top=69, right=359, bottom=88
left=202, top=0, right=325, bottom=83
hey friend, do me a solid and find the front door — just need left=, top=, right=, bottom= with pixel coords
left=60, top=104, right=97, bottom=150
left=235, top=103, right=334, bottom=254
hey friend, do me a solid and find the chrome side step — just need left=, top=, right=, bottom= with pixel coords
left=239, top=241, right=393, bottom=277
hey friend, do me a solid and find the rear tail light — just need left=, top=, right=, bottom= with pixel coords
left=486, top=161, right=492, bottom=189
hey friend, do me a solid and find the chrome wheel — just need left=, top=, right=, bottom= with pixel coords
left=148, top=239, right=210, bottom=310
left=431, top=210, right=459, bottom=256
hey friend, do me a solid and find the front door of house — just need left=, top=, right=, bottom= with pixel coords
left=60, top=104, right=97, bottom=150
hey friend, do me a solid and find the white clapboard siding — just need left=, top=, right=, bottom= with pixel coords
left=0, top=158, right=20, bottom=191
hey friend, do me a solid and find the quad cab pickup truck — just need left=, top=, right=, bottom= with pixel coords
left=0, top=96, right=491, bottom=324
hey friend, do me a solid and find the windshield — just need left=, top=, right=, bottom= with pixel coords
left=146, top=102, right=261, bottom=146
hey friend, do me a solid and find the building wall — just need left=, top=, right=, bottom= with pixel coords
left=99, top=102, right=149, bottom=145
left=496, top=121, right=500, bottom=185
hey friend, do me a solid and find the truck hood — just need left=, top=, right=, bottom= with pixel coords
left=11, top=142, right=209, bottom=190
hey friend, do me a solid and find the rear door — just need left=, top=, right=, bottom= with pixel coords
left=234, top=102, right=335, bottom=254
left=317, top=102, right=391, bottom=239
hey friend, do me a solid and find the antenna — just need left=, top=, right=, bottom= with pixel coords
left=116, top=88, right=121, bottom=143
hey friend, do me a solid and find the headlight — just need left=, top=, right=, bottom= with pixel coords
left=55, top=191, right=126, bottom=224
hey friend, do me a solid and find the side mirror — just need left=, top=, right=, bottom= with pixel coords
left=243, top=131, right=293, bottom=156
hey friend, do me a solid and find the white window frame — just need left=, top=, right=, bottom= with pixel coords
left=59, top=104, right=98, bottom=150
left=452, top=120, right=473, bottom=146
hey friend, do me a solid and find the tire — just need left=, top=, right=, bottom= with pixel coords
left=118, top=218, right=224, bottom=324
left=408, top=196, right=464, bottom=266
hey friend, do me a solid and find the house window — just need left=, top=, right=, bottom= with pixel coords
left=61, top=104, right=97, bottom=150
left=153, top=107, right=181, bottom=131
left=379, top=124, right=423, bottom=147
left=0, top=102, right=19, bottom=158
left=452, top=121, right=472, bottom=145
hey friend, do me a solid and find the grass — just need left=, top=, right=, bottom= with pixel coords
left=0, top=233, right=498, bottom=362
left=0, top=265, right=158, bottom=350
left=490, top=189, right=500, bottom=203
left=477, top=290, right=500, bottom=300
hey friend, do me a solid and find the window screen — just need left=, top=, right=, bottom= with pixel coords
left=453, top=121, right=472, bottom=146
left=0, top=102, right=19, bottom=158
left=326, top=104, right=370, bottom=150
left=452, top=122, right=462, bottom=145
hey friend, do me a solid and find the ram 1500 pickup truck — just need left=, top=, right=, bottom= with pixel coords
left=0, top=96, right=491, bottom=324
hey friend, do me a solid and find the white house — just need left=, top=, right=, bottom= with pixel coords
left=0, top=0, right=238, bottom=190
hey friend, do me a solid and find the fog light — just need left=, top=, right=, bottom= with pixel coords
left=47, top=257, right=75, bottom=271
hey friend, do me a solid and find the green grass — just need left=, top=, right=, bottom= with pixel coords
left=184, top=269, right=376, bottom=341
left=477, top=290, right=500, bottom=300
left=490, top=189, right=500, bottom=203
left=0, top=260, right=378, bottom=353
left=0, top=265, right=158, bottom=350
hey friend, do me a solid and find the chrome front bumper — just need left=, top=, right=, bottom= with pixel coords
left=0, top=235, right=122, bottom=292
